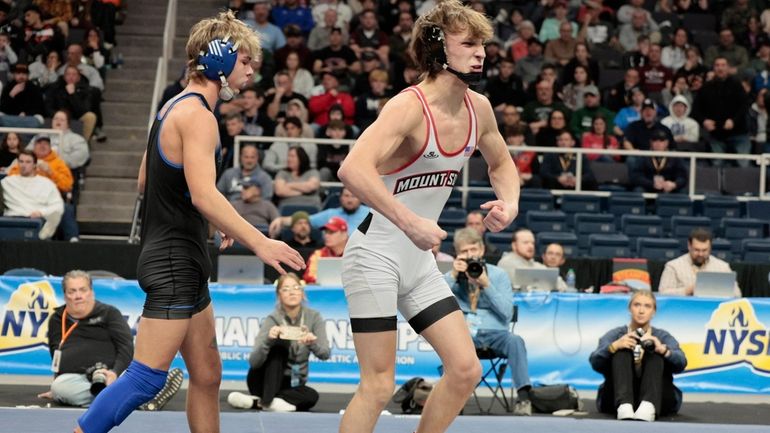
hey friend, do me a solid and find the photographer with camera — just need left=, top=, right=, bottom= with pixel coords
left=228, top=272, right=331, bottom=412
left=444, top=228, right=533, bottom=416
left=40, top=270, right=183, bottom=410
left=589, top=290, right=687, bottom=422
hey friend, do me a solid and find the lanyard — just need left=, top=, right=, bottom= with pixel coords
left=468, top=284, right=480, bottom=313
left=651, top=157, right=667, bottom=173
left=559, top=154, right=574, bottom=172
left=59, top=309, right=78, bottom=349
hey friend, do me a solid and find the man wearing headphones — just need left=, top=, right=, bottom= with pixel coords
left=74, top=11, right=304, bottom=433
left=337, top=1, right=520, bottom=432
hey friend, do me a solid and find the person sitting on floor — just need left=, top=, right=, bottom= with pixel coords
left=589, top=290, right=687, bottom=422
left=227, top=272, right=330, bottom=412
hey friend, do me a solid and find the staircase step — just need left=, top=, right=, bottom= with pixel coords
left=86, top=163, right=142, bottom=178
left=84, top=177, right=138, bottom=193
left=117, top=23, right=164, bottom=36
left=119, top=34, right=164, bottom=49
left=77, top=204, right=135, bottom=223
left=78, top=191, right=138, bottom=206
left=103, top=87, right=154, bottom=103
left=102, top=125, right=148, bottom=140
left=102, top=102, right=151, bottom=126
left=109, top=65, right=159, bottom=81
left=103, top=79, right=154, bottom=98
left=95, top=137, right=146, bottom=152
left=118, top=43, right=163, bottom=58
left=89, top=150, right=144, bottom=167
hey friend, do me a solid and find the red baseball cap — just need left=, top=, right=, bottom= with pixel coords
left=323, top=217, right=348, bottom=232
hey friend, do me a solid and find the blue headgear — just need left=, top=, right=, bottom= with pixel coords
left=196, top=36, right=240, bottom=100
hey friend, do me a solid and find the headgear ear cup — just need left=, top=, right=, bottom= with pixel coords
left=197, top=36, right=240, bottom=100
left=423, top=25, right=448, bottom=71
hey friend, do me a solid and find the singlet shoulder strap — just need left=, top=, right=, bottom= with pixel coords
left=157, top=92, right=212, bottom=121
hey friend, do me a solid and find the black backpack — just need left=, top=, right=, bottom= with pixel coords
left=391, top=377, right=434, bottom=414
left=529, top=384, right=582, bottom=413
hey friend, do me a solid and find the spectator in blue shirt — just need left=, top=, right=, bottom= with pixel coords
left=245, top=1, right=286, bottom=53
left=271, top=0, right=314, bottom=35
left=444, top=228, right=533, bottom=416
left=269, top=186, right=369, bottom=237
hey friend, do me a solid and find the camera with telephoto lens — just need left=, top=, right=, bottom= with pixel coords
left=463, top=257, right=486, bottom=279
left=635, top=328, right=656, bottom=352
left=85, top=362, right=110, bottom=395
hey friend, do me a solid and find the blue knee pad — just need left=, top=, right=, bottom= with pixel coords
left=78, top=360, right=168, bottom=433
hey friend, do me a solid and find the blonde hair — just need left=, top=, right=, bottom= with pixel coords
left=275, top=273, right=303, bottom=293
left=409, top=0, right=493, bottom=78
left=628, top=290, right=656, bottom=311
left=186, top=10, right=262, bottom=83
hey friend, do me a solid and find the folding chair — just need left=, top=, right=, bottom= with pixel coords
left=472, top=305, right=519, bottom=414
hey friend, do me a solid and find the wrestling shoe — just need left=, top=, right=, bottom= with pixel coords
left=265, top=397, right=296, bottom=412
left=634, top=400, right=656, bottom=422
left=139, top=368, right=183, bottom=411
left=617, top=403, right=635, bottom=420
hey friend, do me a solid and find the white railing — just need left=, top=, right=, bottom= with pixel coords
left=0, top=127, right=65, bottom=145
left=147, top=0, right=178, bottom=132
left=232, top=135, right=770, bottom=205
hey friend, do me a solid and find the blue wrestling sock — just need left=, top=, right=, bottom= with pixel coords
left=78, top=360, right=168, bottom=433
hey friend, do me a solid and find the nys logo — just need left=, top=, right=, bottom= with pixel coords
left=0, top=280, right=59, bottom=354
left=680, top=299, right=770, bottom=374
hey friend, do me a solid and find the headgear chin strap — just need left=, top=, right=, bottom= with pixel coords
left=197, top=36, right=240, bottom=101
left=423, top=26, right=483, bottom=86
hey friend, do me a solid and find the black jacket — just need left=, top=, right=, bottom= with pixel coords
left=46, top=301, right=133, bottom=376
left=45, top=79, right=94, bottom=118
left=691, top=76, right=749, bottom=138
left=0, top=80, right=45, bottom=116
left=630, top=156, right=688, bottom=193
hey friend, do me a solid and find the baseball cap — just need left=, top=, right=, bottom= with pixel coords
left=361, top=51, right=378, bottom=62
left=323, top=216, right=348, bottom=232
left=584, top=85, right=599, bottom=96
left=240, top=176, right=261, bottom=188
left=641, top=98, right=656, bottom=110
left=291, top=211, right=310, bottom=227
left=650, top=129, right=668, bottom=141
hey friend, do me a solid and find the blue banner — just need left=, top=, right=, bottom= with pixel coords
left=1, top=277, right=769, bottom=393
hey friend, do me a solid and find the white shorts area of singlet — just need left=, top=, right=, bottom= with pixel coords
left=341, top=225, right=454, bottom=323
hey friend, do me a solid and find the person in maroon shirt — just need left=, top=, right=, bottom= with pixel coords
left=638, top=44, right=672, bottom=102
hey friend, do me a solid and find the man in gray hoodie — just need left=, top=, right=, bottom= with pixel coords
left=661, top=95, right=700, bottom=148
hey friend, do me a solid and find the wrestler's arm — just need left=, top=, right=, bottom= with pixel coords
left=337, top=92, right=446, bottom=250
left=471, top=92, right=520, bottom=232
left=180, top=107, right=305, bottom=273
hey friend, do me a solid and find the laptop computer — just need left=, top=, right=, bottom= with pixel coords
left=217, top=255, right=265, bottom=284
left=316, top=257, right=343, bottom=286
left=436, top=261, right=454, bottom=275
left=693, top=271, right=737, bottom=298
left=513, top=268, right=560, bottom=292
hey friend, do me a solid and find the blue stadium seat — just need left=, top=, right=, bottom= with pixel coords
left=468, top=190, right=496, bottom=211
left=525, top=210, right=567, bottom=233
left=711, top=238, right=733, bottom=262
left=741, top=240, right=770, bottom=263
left=608, top=192, right=645, bottom=217
left=588, top=234, right=631, bottom=258
left=747, top=201, right=770, bottom=225
left=446, top=188, right=463, bottom=208
left=670, top=216, right=711, bottom=238
left=637, top=237, right=681, bottom=262
left=574, top=213, right=616, bottom=251
left=655, top=195, right=693, bottom=232
left=519, top=190, right=554, bottom=213
left=279, top=204, right=320, bottom=216
left=702, top=196, right=741, bottom=231
left=560, top=194, right=602, bottom=226
left=722, top=218, right=766, bottom=252
left=621, top=215, right=664, bottom=238
left=322, top=192, right=340, bottom=209
left=486, top=232, right=512, bottom=253
left=438, top=207, right=468, bottom=231
left=536, top=232, right=578, bottom=257
left=0, top=217, right=43, bottom=240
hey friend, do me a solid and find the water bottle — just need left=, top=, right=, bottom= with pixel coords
left=290, top=364, right=300, bottom=388
left=566, top=268, right=576, bottom=292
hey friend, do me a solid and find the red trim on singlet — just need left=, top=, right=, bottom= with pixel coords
left=434, top=91, right=473, bottom=157
left=384, top=87, right=431, bottom=175
left=467, top=93, right=479, bottom=155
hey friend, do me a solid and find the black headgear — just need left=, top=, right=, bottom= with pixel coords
left=422, top=25, right=483, bottom=86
